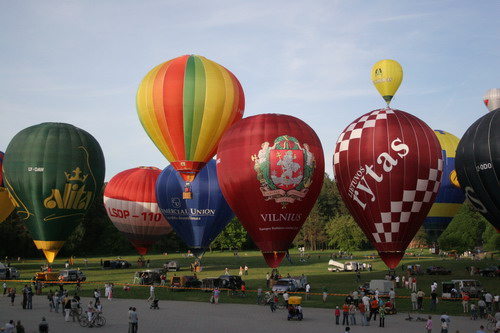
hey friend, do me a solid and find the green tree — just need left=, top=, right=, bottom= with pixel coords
left=438, top=202, right=487, bottom=253
left=293, top=174, right=348, bottom=250
left=483, top=223, right=500, bottom=251
left=211, top=217, right=249, bottom=251
left=325, top=214, right=369, bottom=251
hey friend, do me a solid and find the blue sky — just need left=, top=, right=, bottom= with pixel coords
left=1, top=1, right=499, bottom=180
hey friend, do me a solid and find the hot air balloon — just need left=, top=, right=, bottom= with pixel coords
left=2, top=123, right=105, bottom=263
left=371, top=59, right=403, bottom=106
left=455, top=110, right=500, bottom=232
left=333, top=109, right=443, bottom=269
left=423, top=130, right=465, bottom=243
left=156, top=160, right=233, bottom=259
left=136, top=55, right=245, bottom=190
left=216, top=114, right=325, bottom=268
left=0, top=151, right=15, bottom=223
left=483, top=88, right=500, bottom=112
left=103, top=167, right=173, bottom=255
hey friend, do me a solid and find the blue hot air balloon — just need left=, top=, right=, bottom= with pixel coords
left=423, top=130, right=465, bottom=243
left=156, top=159, right=234, bottom=258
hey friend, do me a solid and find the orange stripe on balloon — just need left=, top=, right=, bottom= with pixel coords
left=162, top=56, right=188, bottom=160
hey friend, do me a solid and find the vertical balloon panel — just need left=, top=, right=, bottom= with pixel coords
left=333, top=109, right=442, bottom=269
left=3, top=123, right=105, bottom=262
left=455, top=110, right=500, bottom=231
left=103, top=167, right=173, bottom=255
left=216, top=114, right=325, bottom=268
left=156, top=160, right=234, bottom=258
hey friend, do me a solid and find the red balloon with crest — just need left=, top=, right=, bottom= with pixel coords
left=216, top=114, right=324, bottom=268
left=333, top=108, right=443, bottom=269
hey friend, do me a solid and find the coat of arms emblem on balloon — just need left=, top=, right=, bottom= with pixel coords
left=252, top=135, right=315, bottom=207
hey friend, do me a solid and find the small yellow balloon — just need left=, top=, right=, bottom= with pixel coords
left=371, top=59, right=403, bottom=106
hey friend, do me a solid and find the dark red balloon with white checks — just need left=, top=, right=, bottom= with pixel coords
left=333, top=108, right=443, bottom=269
left=217, top=114, right=324, bottom=268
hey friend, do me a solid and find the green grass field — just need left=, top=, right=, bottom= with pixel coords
left=3, top=249, right=499, bottom=316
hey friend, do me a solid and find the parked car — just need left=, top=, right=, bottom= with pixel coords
left=59, top=269, right=86, bottom=282
left=218, top=275, right=243, bottom=290
left=271, top=276, right=308, bottom=293
left=134, top=269, right=165, bottom=285
left=478, top=266, right=500, bottom=277
left=170, top=275, right=201, bottom=290
left=0, top=265, right=20, bottom=280
left=103, top=259, right=131, bottom=269
left=427, top=266, right=452, bottom=275
left=163, top=261, right=181, bottom=272
left=33, top=272, right=60, bottom=286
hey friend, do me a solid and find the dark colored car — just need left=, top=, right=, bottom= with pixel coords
left=218, top=275, right=243, bottom=290
left=103, top=260, right=131, bottom=269
left=478, top=266, right=500, bottom=277
left=426, top=266, right=452, bottom=275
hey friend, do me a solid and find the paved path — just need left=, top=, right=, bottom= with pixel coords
left=0, top=295, right=490, bottom=333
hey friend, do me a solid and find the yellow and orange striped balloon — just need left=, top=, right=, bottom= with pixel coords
left=136, top=55, right=245, bottom=182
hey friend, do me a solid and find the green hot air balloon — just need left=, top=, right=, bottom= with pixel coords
left=3, top=123, right=105, bottom=263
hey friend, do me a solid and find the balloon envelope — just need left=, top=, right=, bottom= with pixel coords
left=136, top=54, right=245, bottom=182
left=371, top=59, right=403, bottom=106
left=483, top=88, right=500, bottom=112
left=455, top=110, right=500, bottom=231
left=0, top=151, right=15, bottom=223
left=216, top=114, right=325, bottom=268
left=3, top=123, right=105, bottom=262
left=156, top=160, right=233, bottom=258
left=333, top=109, right=443, bottom=269
left=423, top=130, right=465, bottom=242
left=103, top=167, right=173, bottom=255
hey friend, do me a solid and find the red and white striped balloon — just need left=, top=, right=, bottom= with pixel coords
left=333, top=108, right=443, bottom=269
left=104, top=167, right=173, bottom=255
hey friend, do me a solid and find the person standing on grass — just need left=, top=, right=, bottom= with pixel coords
left=462, top=292, right=470, bottom=313
left=3, top=282, right=7, bottom=296
left=213, top=287, right=220, bottom=304
left=322, top=287, right=328, bottom=302
left=411, top=290, right=418, bottom=310
left=147, top=285, right=155, bottom=302
left=417, top=289, right=425, bottom=310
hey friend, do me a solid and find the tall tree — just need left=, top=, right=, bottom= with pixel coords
left=438, top=202, right=487, bottom=253
left=325, top=214, right=369, bottom=251
left=211, top=217, right=249, bottom=251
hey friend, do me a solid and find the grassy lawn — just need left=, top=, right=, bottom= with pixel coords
left=3, top=249, right=499, bottom=316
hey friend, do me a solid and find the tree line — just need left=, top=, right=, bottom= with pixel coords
left=0, top=174, right=498, bottom=259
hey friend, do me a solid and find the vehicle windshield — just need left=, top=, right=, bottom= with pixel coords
left=275, top=281, right=291, bottom=286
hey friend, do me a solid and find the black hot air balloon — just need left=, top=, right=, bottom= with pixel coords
left=455, top=110, right=500, bottom=232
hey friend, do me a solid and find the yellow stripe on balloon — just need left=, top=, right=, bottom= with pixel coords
left=137, top=62, right=176, bottom=162
left=427, top=203, right=462, bottom=217
left=192, top=58, right=227, bottom=161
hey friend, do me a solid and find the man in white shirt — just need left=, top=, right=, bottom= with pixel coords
left=3, top=320, right=14, bottom=333
left=389, top=288, right=396, bottom=306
